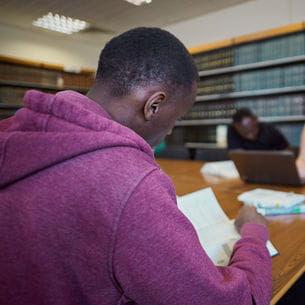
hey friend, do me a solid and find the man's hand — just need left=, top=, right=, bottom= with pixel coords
left=234, top=206, right=268, bottom=233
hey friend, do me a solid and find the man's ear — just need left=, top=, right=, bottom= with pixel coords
left=143, top=91, right=166, bottom=121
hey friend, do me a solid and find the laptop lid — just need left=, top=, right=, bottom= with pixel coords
left=229, top=150, right=304, bottom=186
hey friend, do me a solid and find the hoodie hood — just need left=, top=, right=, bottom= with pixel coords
left=0, top=90, right=154, bottom=188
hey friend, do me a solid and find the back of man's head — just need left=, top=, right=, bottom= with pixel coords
left=95, top=27, right=198, bottom=97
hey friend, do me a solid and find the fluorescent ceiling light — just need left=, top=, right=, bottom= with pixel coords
left=124, top=0, right=152, bottom=6
left=32, top=12, right=89, bottom=35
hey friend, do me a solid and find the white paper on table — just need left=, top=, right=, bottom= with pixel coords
left=200, top=161, right=240, bottom=179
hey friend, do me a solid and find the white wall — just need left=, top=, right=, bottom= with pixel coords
left=0, top=23, right=100, bottom=71
left=165, top=0, right=305, bottom=48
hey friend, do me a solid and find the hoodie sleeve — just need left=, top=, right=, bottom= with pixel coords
left=112, top=170, right=272, bottom=305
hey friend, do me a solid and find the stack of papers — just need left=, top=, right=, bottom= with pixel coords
left=201, top=161, right=239, bottom=179
left=238, top=188, right=305, bottom=208
left=238, top=188, right=305, bottom=216
left=177, top=187, right=278, bottom=266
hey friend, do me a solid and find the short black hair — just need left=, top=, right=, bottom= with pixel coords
left=233, top=108, right=256, bottom=123
left=95, top=27, right=198, bottom=97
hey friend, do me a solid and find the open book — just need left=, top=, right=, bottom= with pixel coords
left=177, top=187, right=278, bottom=266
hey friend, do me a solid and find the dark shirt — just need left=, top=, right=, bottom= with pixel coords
left=227, top=122, right=289, bottom=150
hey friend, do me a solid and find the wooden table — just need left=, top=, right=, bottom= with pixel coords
left=156, top=158, right=305, bottom=305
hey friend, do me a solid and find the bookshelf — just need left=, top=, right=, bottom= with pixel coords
left=0, top=56, right=95, bottom=120
left=166, top=23, right=305, bottom=160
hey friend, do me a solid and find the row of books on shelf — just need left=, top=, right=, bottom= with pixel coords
left=0, top=109, right=16, bottom=120
left=183, top=94, right=305, bottom=120
left=234, top=64, right=305, bottom=91
left=183, top=101, right=235, bottom=120
left=166, top=123, right=303, bottom=148
left=234, top=32, right=305, bottom=65
left=0, top=87, right=28, bottom=105
left=0, top=78, right=94, bottom=106
left=0, top=87, right=57, bottom=106
left=185, top=126, right=218, bottom=144
left=167, top=126, right=217, bottom=146
left=197, top=63, right=305, bottom=95
left=193, top=48, right=233, bottom=71
left=0, top=62, right=59, bottom=84
left=0, top=62, right=94, bottom=89
left=3, top=91, right=304, bottom=121
left=198, top=76, right=234, bottom=95
left=277, top=123, right=304, bottom=147
left=1, top=106, right=302, bottom=149
left=193, top=32, right=305, bottom=70
left=61, top=73, right=94, bottom=88
left=235, top=95, right=305, bottom=117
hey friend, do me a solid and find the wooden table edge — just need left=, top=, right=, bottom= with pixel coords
left=270, top=265, right=305, bottom=305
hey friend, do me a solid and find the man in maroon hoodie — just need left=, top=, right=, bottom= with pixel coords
left=0, top=27, right=271, bottom=305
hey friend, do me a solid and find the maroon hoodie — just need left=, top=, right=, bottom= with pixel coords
left=0, top=90, right=272, bottom=305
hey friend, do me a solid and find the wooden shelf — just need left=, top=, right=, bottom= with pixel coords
left=0, top=104, right=22, bottom=109
left=185, top=142, right=227, bottom=149
left=176, top=118, right=231, bottom=126
left=234, top=22, right=305, bottom=45
left=0, top=56, right=95, bottom=121
left=176, top=115, right=305, bottom=126
left=198, top=55, right=305, bottom=77
left=0, top=80, right=89, bottom=93
left=260, top=115, right=305, bottom=123
left=196, top=86, right=305, bottom=102
left=0, top=55, right=95, bottom=75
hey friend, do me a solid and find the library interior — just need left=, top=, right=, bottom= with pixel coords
left=0, top=0, right=304, bottom=304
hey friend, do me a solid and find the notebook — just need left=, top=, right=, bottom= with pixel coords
left=229, top=150, right=305, bottom=186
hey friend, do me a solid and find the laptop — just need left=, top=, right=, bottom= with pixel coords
left=229, top=150, right=305, bottom=186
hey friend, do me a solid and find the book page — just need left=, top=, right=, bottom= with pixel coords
left=177, top=188, right=278, bottom=266
left=177, top=187, right=229, bottom=230
left=197, top=220, right=240, bottom=266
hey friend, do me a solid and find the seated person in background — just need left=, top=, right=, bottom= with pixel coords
left=227, top=108, right=289, bottom=150
left=296, top=125, right=305, bottom=178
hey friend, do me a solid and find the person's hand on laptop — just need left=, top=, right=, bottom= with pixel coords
left=296, top=157, right=305, bottom=179
left=235, top=206, right=268, bottom=233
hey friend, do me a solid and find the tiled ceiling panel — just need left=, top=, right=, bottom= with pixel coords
left=0, top=0, right=252, bottom=45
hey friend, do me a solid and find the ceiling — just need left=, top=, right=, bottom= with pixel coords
left=0, top=0, right=252, bottom=46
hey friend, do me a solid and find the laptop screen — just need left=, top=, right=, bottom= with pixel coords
left=229, top=150, right=303, bottom=186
